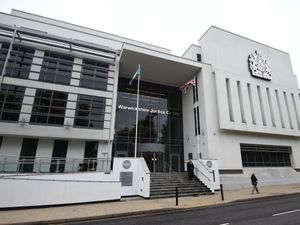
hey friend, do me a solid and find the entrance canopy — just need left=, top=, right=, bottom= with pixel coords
left=119, top=43, right=202, bottom=87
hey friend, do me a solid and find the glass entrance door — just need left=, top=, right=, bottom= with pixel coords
left=139, top=152, right=163, bottom=172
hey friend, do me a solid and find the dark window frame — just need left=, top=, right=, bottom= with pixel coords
left=0, top=84, right=25, bottom=122
left=80, top=59, right=109, bottom=91
left=30, top=89, right=68, bottom=126
left=74, top=94, right=106, bottom=129
left=0, top=43, right=35, bottom=79
left=39, top=51, right=74, bottom=85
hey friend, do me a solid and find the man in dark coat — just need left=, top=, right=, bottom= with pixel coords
left=187, top=160, right=194, bottom=180
left=251, top=173, right=260, bottom=194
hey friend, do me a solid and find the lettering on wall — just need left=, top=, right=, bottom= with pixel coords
left=118, top=104, right=170, bottom=115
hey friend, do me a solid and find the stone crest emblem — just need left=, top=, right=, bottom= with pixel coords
left=122, top=160, right=131, bottom=169
left=248, top=51, right=272, bottom=80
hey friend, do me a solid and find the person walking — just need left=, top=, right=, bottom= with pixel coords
left=187, top=160, right=194, bottom=180
left=251, top=173, right=260, bottom=194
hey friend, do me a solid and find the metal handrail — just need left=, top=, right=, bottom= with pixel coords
left=0, top=156, right=112, bottom=174
left=197, top=159, right=213, bottom=173
left=164, top=160, right=184, bottom=186
left=194, top=165, right=211, bottom=182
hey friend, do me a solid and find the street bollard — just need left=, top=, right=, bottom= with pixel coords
left=176, top=187, right=178, bottom=206
left=220, top=184, right=224, bottom=201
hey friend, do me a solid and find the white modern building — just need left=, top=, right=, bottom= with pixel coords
left=0, top=9, right=299, bottom=207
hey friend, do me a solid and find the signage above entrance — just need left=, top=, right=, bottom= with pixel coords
left=248, top=50, right=272, bottom=80
left=118, top=104, right=170, bottom=115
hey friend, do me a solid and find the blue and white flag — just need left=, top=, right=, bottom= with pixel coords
left=129, top=64, right=141, bottom=85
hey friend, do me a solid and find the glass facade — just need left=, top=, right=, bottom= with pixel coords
left=0, top=84, right=25, bottom=122
left=0, top=43, right=35, bottom=79
left=30, top=89, right=68, bottom=125
left=39, top=51, right=74, bottom=85
left=113, top=78, right=183, bottom=172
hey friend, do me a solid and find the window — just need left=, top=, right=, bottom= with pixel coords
left=0, top=84, right=25, bottom=121
left=0, top=43, right=34, bottom=79
left=196, top=54, right=202, bottom=62
left=82, top=141, right=98, bottom=171
left=80, top=59, right=109, bottom=91
left=39, top=51, right=73, bottom=85
left=0, top=136, right=3, bottom=148
left=30, top=89, right=68, bottom=125
left=241, top=143, right=291, bottom=167
left=74, top=94, right=106, bottom=129
left=193, top=108, right=197, bottom=136
left=50, top=140, right=68, bottom=173
left=19, top=138, right=38, bottom=173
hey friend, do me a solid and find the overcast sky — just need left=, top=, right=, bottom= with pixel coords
left=1, top=0, right=300, bottom=82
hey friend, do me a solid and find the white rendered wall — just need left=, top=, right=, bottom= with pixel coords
left=185, top=26, right=300, bottom=171
left=113, top=158, right=150, bottom=198
left=0, top=172, right=121, bottom=208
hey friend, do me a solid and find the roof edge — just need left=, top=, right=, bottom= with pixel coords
left=198, top=25, right=289, bottom=55
left=10, top=9, right=172, bottom=54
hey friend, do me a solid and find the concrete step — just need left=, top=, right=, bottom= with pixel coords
left=150, top=172, right=211, bottom=198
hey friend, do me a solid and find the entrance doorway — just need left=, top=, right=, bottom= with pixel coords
left=139, top=152, right=163, bottom=172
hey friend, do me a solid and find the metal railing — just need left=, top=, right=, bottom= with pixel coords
left=164, top=160, right=184, bottom=191
left=0, top=156, right=112, bottom=174
left=193, top=159, right=215, bottom=192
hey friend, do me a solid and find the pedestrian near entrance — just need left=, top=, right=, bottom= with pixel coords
left=187, top=160, right=194, bottom=180
left=251, top=173, right=260, bottom=194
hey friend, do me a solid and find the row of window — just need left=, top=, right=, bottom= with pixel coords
left=2, top=138, right=99, bottom=173
left=0, top=43, right=110, bottom=91
left=241, top=143, right=292, bottom=167
left=0, top=84, right=106, bottom=129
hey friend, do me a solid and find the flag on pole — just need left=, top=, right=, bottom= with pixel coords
left=179, top=77, right=195, bottom=93
left=129, top=64, right=141, bottom=85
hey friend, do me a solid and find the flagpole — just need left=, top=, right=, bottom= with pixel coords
left=134, top=65, right=140, bottom=158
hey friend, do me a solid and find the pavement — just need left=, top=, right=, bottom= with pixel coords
left=0, top=183, right=300, bottom=225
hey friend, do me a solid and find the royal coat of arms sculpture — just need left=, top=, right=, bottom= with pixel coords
left=248, top=51, right=272, bottom=80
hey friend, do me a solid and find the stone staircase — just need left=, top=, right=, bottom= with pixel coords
left=150, top=172, right=212, bottom=198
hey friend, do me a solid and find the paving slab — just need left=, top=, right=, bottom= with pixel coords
left=0, top=183, right=300, bottom=225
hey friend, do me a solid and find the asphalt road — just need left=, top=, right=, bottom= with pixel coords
left=61, top=194, right=300, bottom=225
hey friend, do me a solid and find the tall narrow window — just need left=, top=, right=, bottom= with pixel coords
left=0, top=136, right=3, bottom=149
left=266, top=88, right=276, bottom=127
left=195, top=76, right=199, bottom=102
left=237, top=81, right=246, bottom=123
left=50, top=140, right=68, bottom=173
left=83, top=141, right=98, bottom=171
left=275, top=90, right=285, bottom=128
left=193, top=107, right=197, bottom=135
left=291, top=93, right=300, bottom=129
left=257, top=85, right=266, bottom=126
left=247, top=83, right=256, bottom=125
left=283, top=92, right=293, bottom=129
left=196, top=106, right=201, bottom=135
left=19, top=138, right=38, bottom=173
left=226, top=78, right=234, bottom=122
left=192, top=85, right=196, bottom=103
